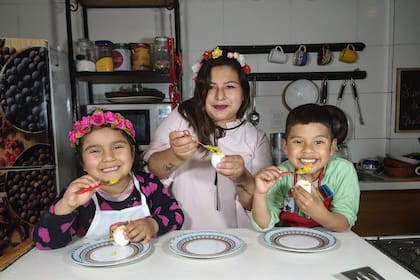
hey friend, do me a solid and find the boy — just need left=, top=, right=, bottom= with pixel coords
left=252, top=103, right=359, bottom=232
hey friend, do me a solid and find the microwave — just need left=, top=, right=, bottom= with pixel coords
left=84, top=103, right=172, bottom=150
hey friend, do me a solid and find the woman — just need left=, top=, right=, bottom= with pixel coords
left=143, top=47, right=271, bottom=229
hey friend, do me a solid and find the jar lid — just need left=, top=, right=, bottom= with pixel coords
left=154, top=36, right=168, bottom=42
left=132, top=43, right=150, bottom=49
left=113, top=43, right=129, bottom=49
left=95, top=40, right=113, bottom=46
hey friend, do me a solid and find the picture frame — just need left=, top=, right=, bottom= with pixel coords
left=395, top=68, right=420, bottom=132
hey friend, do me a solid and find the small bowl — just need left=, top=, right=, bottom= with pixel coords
left=383, top=157, right=416, bottom=177
left=384, top=166, right=415, bottom=177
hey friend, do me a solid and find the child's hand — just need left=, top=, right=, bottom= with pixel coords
left=55, top=175, right=100, bottom=215
left=255, top=166, right=287, bottom=194
left=125, top=218, right=159, bottom=244
left=292, top=185, right=325, bottom=217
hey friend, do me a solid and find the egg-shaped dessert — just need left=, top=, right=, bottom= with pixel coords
left=111, top=225, right=129, bottom=246
left=295, top=179, right=312, bottom=193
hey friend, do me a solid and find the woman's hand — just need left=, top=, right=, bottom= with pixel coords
left=54, top=175, right=100, bottom=215
left=216, top=154, right=246, bottom=182
left=125, top=218, right=159, bottom=244
left=169, top=130, right=198, bottom=161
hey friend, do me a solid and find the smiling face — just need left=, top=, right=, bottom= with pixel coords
left=81, top=127, right=134, bottom=193
left=205, top=65, right=244, bottom=128
left=282, top=122, right=337, bottom=181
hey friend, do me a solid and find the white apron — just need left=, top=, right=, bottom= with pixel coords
left=84, top=173, right=151, bottom=240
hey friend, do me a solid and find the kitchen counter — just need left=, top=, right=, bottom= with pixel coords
left=1, top=228, right=417, bottom=279
left=357, top=169, right=420, bottom=191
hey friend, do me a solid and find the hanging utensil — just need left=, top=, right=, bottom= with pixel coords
left=319, top=77, right=328, bottom=105
left=351, top=78, right=365, bottom=125
left=248, top=78, right=260, bottom=126
left=336, top=79, right=347, bottom=107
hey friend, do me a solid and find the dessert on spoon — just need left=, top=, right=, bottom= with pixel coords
left=76, top=179, right=119, bottom=194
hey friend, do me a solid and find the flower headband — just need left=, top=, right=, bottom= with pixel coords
left=192, top=47, right=251, bottom=75
left=68, top=110, right=136, bottom=148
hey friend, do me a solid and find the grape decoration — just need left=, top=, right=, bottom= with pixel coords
left=0, top=46, right=50, bottom=133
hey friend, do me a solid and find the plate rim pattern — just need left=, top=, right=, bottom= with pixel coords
left=262, top=227, right=336, bottom=253
left=70, top=239, right=152, bottom=267
left=168, top=231, right=244, bottom=259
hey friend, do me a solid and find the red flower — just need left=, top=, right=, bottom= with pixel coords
left=243, top=64, right=251, bottom=75
left=202, top=51, right=212, bottom=60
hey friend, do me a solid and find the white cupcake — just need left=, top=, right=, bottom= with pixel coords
left=296, top=179, right=312, bottom=193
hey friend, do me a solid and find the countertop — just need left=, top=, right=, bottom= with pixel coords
left=1, top=228, right=417, bottom=279
left=357, top=169, right=420, bottom=191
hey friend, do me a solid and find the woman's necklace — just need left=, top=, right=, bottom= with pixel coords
left=213, top=119, right=246, bottom=211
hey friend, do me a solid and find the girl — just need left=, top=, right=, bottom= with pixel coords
left=33, top=110, right=184, bottom=249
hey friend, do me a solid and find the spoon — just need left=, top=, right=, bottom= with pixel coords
left=195, top=140, right=222, bottom=154
left=76, top=179, right=119, bottom=194
left=248, top=78, right=260, bottom=126
left=278, top=164, right=313, bottom=176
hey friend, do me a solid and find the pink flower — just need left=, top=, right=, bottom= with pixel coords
left=91, top=111, right=105, bottom=126
left=104, top=111, right=116, bottom=124
left=80, top=116, right=91, bottom=127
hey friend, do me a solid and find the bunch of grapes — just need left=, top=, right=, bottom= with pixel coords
left=0, top=45, right=17, bottom=68
left=0, top=47, right=50, bottom=133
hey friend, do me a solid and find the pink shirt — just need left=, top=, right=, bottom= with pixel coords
left=143, top=108, right=272, bottom=230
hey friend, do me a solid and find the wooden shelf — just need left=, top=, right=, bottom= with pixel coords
left=74, top=71, right=170, bottom=83
left=219, top=42, right=365, bottom=54
left=76, top=0, right=175, bottom=9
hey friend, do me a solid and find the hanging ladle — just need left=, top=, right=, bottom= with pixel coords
left=248, top=78, right=260, bottom=126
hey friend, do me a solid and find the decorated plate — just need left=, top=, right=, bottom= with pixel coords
left=263, top=227, right=336, bottom=252
left=168, top=231, right=244, bottom=259
left=70, top=239, right=152, bottom=266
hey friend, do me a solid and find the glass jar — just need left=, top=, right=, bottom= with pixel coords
left=112, top=43, right=131, bottom=71
left=75, top=38, right=96, bottom=72
left=152, top=36, right=170, bottom=73
left=132, top=43, right=151, bottom=71
left=95, top=40, right=114, bottom=72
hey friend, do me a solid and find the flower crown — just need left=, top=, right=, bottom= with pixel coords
left=68, top=110, right=136, bottom=148
left=192, top=47, right=251, bottom=75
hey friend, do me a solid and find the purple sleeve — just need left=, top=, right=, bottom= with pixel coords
left=137, top=172, right=184, bottom=235
left=32, top=189, right=95, bottom=250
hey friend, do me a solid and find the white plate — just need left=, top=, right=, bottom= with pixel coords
left=283, top=79, right=319, bottom=110
left=107, top=96, right=164, bottom=104
left=263, top=227, right=336, bottom=253
left=168, top=231, right=244, bottom=259
left=70, top=239, right=151, bottom=267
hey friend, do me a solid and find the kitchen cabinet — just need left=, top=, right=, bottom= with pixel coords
left=64, top=0, right=182, bottom=120
left=352, top=189, right=420, bottom=236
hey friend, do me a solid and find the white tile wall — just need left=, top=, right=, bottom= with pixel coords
left=1, top=0, right=419, bottom=162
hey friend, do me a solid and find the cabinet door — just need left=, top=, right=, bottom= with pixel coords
left=352, top=190, right=420, bottom=236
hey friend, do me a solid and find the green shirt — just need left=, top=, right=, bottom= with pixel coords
left=252, top=157, right=360, bottom=232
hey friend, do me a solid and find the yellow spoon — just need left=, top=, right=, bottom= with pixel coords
left=195, top=140, right=222, bottom=155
